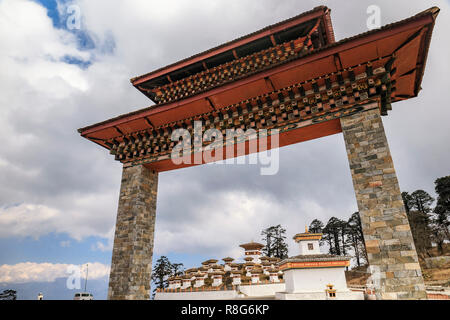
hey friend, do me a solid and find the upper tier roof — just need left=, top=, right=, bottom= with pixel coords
left=130, top=6, right=335, bottom=103
left=240, top=241, right=265, bottom=250
left=293, top=232, right=323, bottom=241
left=279, top=254, right=351, bottom=264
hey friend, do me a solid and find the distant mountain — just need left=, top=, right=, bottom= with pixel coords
left=0, top=277, right=108, bottom=300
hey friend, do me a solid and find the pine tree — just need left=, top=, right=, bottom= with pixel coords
left=261, top=226, right=275, bottom=257
left=309, top=219, right=324, bottom=233
left=0, top=289, right=17, bottom=300
left=339, top=219, right=349, bottom=256
left=402, top=191, right=413, bottom=214
left=171, top=263, right=184, bottom=277
left=403, top=190, right=434, bottom=258
left=432, top=176, right=450, bottom=254
left=151, top=256, right=173, bottom=297
left=323, top=217, right=344, bottom=255
left=347, top=212, right=367, bottom=266
left=261, top=225, right=288, bottom=259
left=410, top=190, right=434, bottom=214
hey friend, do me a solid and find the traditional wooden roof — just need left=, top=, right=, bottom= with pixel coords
left=282, top=254, right=351, bottom=262
left=251, top=268, right=264, bottom=274
left=239, top=241, right=265, bottom=250
left=211, top=264, right=223, bottom=270
left=293, top=231, right=323, bottom=241
left=222, top=257, right=234, bottom=262
left=130, top=6, right=335, bottom=103
left=278, top=254, right=351, bottom=270
left=201, top=259, right=218, bottom=265
left=78, top=7, right=439, bottom=173
left=269, top=257, right=280, bottom=262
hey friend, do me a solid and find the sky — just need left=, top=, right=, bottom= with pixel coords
left=0, top=0, right=449, bottom=299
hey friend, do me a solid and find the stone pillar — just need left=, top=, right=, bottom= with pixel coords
left=340, top=107, right=426, bottom=300
left=107, top=165, right=158, bottom=300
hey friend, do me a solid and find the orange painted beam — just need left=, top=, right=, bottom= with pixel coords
left=142, top=118, right=341, bottom=172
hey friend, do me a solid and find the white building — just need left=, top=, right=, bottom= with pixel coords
left=275, top=227, right=362, bottom=300
left=239, top=241, right=264, bottom=264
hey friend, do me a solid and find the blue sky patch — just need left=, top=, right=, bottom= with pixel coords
left=33, top=0, right=115, bottom=68
left=33, top=0, right=62, bottom=28
left=0, top=234, right=111, bottom=265
left=61, top=55, right=92, bottom=69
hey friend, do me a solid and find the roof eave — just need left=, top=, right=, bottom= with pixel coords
left=77, top=7, right=438, bottom=143
left=129, top=6, right=331, bottom=86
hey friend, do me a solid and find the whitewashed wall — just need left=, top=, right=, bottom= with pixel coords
left=284, top=267, right=348, bottom=293
left=155, top=290, right=239, bottom=300
left=298, top=239, right=321, bottom=255
left=238, top=283, right=285, bottom=297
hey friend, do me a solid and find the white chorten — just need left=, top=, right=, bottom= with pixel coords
left=275, top=227, right=361, bottom=300
left=239, top=241, right=264, bottom=264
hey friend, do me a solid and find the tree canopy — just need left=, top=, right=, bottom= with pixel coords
left=261, top=224, right=288, bottom=259
left=0, top=290, right=17, bottom=300
left=151, top=256, right=184, bottom=298
left=308, top=214, right=367, bottom=267
left=431, top=175, right=450, bottom=254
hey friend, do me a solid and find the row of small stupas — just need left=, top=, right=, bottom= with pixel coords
left=159, top=227, right=364, bottom=299
left=167, top=242, right=284, bottom=290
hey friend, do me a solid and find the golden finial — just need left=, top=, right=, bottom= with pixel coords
left=305, top=225, right=308, bottom=233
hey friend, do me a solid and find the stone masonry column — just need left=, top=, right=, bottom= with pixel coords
left=340, top=106, right=426, bottom=300
left=108, top=165, right=158, bottom=300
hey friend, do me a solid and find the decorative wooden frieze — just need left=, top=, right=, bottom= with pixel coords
left=107, top=57, right=395, bottom=166
left=145, top=28, right=319, bottom=105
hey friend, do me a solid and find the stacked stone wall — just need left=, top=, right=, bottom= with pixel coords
left=340, top=107, right=426, bottom=300
left=108, top=165, right=158, bottom=300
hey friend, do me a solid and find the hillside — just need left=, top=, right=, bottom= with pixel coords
left=346, top=244, right=450, bottom=288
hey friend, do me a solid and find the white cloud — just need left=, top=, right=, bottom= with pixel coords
left=0, top=262, right=109, bottom=284
left=0, top=0, right=89, bottom=97
left=91, top=228, right=114, bottom=252
left=153, top=187, right=348, bottom=258
left=0, top=194, right=117, bottom=240
left=0, top=204, right=60, bottom=239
